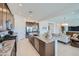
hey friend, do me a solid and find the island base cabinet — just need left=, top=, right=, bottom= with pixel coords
left=29, top=36, right=35, bottom=47
left=34, top=38, right=39, bottom=52
left=45, top=42, right=55, bottom=56
left=39, top=40, right=45, bottom=56
left=29, top=36, right=55, bottom=56
left=39, top=40, right=54, bottom=56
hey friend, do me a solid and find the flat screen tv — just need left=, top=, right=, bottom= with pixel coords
left=68, top=26, right=79, bottom=31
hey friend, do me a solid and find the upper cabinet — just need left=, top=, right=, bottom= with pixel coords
left=0, top=3, right=14, bottom=31
left=0, top=4, right=3, bottom=26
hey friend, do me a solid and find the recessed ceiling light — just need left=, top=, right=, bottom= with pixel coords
left=18, top=4, right=22, bottom=6
left=28, top=11, right=32, bottom=13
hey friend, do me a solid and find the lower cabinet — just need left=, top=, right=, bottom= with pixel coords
left=34, top=38, right=39, bottom=52
left=28, top=36, right=55, bottom=56
left=39, top=39, right=45, bottom=56
left=39, top=39, right=54, bottom=56
left=29, top=36, right=35, bottom=47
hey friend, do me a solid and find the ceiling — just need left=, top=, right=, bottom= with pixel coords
left=7, top=3, right=79, bottom=21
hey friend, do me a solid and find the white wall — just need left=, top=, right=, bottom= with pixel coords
left=39, top=20, right=61, bottom=35
left=39, top=13, right=79, bottom=35
left=39, top=20, right=49, bottom=35
left=14, top=15, right=26, bottom=40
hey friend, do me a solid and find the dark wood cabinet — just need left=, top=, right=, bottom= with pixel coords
left=0, top=3, right=14, bottom=31
left=34, top=38, right=39, bottom=52
left=26, top=22, right=39, bottom=37
left=39, top=40, right=45, bottom=56
left=29, top=36, right=35, bottom=47
left=0, top=3, right=3, bottom=26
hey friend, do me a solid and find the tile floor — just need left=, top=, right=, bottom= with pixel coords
left=17, top=38, right=40, bottom=56
left=58, top=42, right=79, bottom=56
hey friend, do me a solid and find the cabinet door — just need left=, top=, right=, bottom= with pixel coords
left=34, top=38, right=39, bottom=52
left=45, top=42, right=54, bottom=56
left=3, top=10, right=7, bottom=30
left=39, top=40, right=45, bottom=56
left=0, top=4, right=3, bottom=26
left=31, top=37, right=34, bottom=46
left=10, top=15, right=15, bottom=29
left=3, top=4, right=7, bottom=30
left=29, top=37, right=35, bottom=46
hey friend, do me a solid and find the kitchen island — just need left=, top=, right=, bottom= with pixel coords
left=28, top=35, right=55, bottom=56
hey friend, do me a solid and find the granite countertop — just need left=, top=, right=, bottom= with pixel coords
left=0, top=40, right=15, bottom=56
left=34, top=35, right=54, bottom=43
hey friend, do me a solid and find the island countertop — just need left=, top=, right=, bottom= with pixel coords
left=0, top=40, right=15, bottom=56
left=33, top=35, right=54, bottom=43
